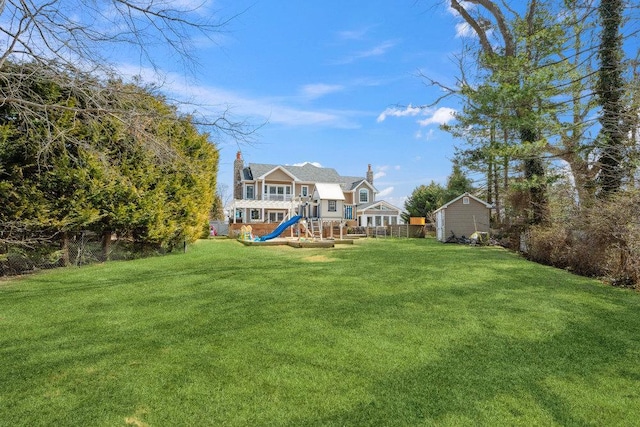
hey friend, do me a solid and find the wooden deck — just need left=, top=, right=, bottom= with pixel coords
left=237, top=238, right=355, bottom=248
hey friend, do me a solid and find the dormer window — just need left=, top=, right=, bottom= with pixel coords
left=359, top=188, right=369, bottom=203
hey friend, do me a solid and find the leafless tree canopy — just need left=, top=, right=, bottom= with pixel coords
left=0, top=1, right=256, bottom=147
left=0, top=0, right=230, bottom=71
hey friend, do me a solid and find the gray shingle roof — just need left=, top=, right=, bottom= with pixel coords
left=244, top=162, right=371, bottom=192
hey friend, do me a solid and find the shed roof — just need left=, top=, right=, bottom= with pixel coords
left=434, top=192, right=493, bottom=213
left=314, top=183, right=345, bottom=200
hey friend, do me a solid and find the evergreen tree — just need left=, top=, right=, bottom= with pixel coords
left=445, top=161, right=475, bottom=201
left=0, top=64, right=219, bottom=253
left=403, top=182, right=446, bottom=221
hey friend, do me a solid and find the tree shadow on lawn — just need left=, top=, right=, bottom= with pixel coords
left=302, top=292, right=640, bottom=426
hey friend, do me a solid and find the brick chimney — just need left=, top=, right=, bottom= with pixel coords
left=366, top=164, right=374, bottom=186
left=233, top=151, right=244, bottom=200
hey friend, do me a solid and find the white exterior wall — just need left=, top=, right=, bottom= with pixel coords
left=319, top=199, right=344, bottom=220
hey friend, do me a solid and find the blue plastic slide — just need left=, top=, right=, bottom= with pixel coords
left=256, top=215, right=302, bottom=241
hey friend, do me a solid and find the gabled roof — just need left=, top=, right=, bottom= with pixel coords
left=349, top=179, right=377, bottom=192
left=358, top=200, right=402, bottom=213
left=246, top=162, right=341, bottom=183
left=243, top=162, right=375, bottom=192
left=256, top=165, right=298, bottom=181
left=434, top=192, right=493, bottom=213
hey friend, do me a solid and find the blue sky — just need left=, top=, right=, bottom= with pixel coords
left=133, top=0, right=468, bottom=209
left=108, top=1, right=637, bottom=210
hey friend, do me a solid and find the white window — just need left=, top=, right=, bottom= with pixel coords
left=328, top=200, right=337, bottom=212
left=245, top=185, right=254, bottom=200
left=463, top=196, right=470, bottom=205
left=301, top=186, right=308, bottom=197
left=250, top=209, right=261, bottom=220
left=267, top=185, right=291, bottom=201
left=268, top=212, right=285, bottom=222
left=359, top=189, right=369, bottom=203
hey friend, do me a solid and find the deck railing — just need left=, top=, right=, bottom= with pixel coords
left=262, top=194, right=293, bottom=202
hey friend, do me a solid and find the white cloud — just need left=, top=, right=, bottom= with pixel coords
left=455, top=22, right=475, bottom=38
left=335, top=40, right=398, bottom=64
left=377, top=186, right=394, bottom=198
left=378, top=104, right=456, bottom=129
left=415, top=129, right=435, bottom=140
left=447, top=1, right=476, bottom=18
left=377, top=104, right=422, bottom=122
left=359, top=40, right=396, bottom=58
left=418, top=107, right=456, bottom=126
left=384, top=195, right=407, bottom=208
left=336, top=27, right=370, bottom=41
left=115, top=63, right=362, bottom=129
left=300, top=83, right=344, bottom=100
left=373, top=165, right=390, bottom=180
left=292, top=161, right=323, bottom=167
left=446, top=2, right=481, bottom=39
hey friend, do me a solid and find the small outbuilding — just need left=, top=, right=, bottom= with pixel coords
left=435, top=192, right=492, bottom=242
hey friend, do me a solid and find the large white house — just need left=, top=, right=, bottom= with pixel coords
left=230, top=152, right=403, bottom=228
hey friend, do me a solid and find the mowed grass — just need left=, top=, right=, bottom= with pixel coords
left=1, top=238, right=640, bottom=426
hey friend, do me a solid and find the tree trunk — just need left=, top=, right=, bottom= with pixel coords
left=101, top=231, right=111, bottom=262
left=60, top=232, right=70, bottom=267
left=596, top=0, right=625, bottom=197
left=521, top=126, right=548, bottom=225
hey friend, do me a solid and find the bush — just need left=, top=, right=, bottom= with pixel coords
left=581, top=189, right=640, bottom=287
left=525, top=189, right=640, bottom=289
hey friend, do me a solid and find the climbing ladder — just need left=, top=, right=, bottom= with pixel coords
left=307, top=218, right=323, bottom=240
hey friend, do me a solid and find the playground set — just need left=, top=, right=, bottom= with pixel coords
left=237, top=201, right=351, bottom=248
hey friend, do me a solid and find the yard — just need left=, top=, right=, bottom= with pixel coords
left=1, top=238, right=639, bottom=426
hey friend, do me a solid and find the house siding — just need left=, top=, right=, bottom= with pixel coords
left=294, top=183, right=313, bottom=198
left=231, top=152, right=404, bottom=226
left=344, top=192, right=355, bottom=205
left=354, top=184, right=371, bottom=204
left=264, top=169, right=293, bottom=182
left=319, top=199, right=344, bottom=219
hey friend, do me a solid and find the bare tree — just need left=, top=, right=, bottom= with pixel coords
left=0, top=0, right=232, bottom=70
left=0, top=1, right=253, bottom=146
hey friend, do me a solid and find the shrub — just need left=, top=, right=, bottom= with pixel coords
left=526, top=189, right=640, bottom=288
left=581, top=189, right=640, bottom=287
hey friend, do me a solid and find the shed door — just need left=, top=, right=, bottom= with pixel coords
left=436, top=210, right=444, bottom=241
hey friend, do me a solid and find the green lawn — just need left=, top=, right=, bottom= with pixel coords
left=1, top=238, right=639, bottom=426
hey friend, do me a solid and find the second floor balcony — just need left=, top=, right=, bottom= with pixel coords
left=262, top=194, right=293, bottom=202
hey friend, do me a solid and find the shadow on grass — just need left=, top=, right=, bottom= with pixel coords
left=302, top=294, right=640, bottom=426
left=3, top=239, right=639, bottom=425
